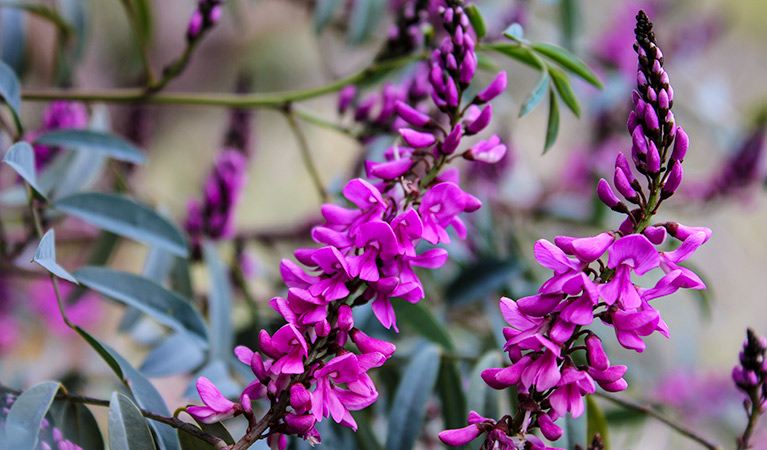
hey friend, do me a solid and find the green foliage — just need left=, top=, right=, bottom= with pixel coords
left=108, top=392, right=157, bottom=450
left=33, top=229, right=78, bottom=283
left=2, top=141, right=46, bottom=199
left=587, top=395, right=610, bottom=449
left=34, top=129, right=147, bottom=164
left=0, top=59, right=22, bottom=131
left=3, top=381, right=61, bottom=450
left=391, top=300, right=455, bottom=350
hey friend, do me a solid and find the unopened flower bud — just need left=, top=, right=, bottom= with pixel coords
left=438, top=425, right=481, bottom=446
left=187, top=10, right=204, bottom=39
left=350, top=328, right=396, bottom=359
left=597, top=178, right=621, bottom=209
left=337, top=304, right=354, bottom=331
left=290, top=384, right=313, bottom=413
left=466, top=104, right=492, bottom=134
left=586, top=336, right=610, bottom=370
left=258, top=330, right=281, bottom=359
left=662, top=161, right=683, bottom=196
left=284, top=413, right=316, bottom=434
left=445, top=77, right=459, bottom=107
left=637, top=70, right=648, bottom=88
left=399, top=128, right=436, bottom=148
left=459, top=52, right=477, bottom=84
left=396, top=101, right=432, bottom=127
left=446, top=53, right=458, bottom=71
left=441, top=124, right=462, bottom=154
left=658, top=89, right=670, bottom=110
left=475, top=71, right=507, bottom=103
left=644, top=103, right=659, bottom=131
left=538, top=414, right=563, bottom=441
left=614, top=168, right=638, bottom=203
left=647, top=141, right=661, bottom=173
left=615, top=153, right=636, bottom=184
left=429, top=65, right=445, bottom=94
left=338, top=85, right=356, bottom=114
left=627, top=111, right=640, bottom=134
left=672, top=127, right=688, bottom=161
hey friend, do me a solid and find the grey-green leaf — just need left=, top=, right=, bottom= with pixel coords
left=34, top=129, right=147, bottom=164
left=313, top=0, right=341, bottom=33
left=54, top=192, right=188, bottom=257
left=140, top=332, right=205, bottom=377
left=531, top=42, right=603, bottom=88
left=108, top=392, right=157, bottom=450
left=436, top=358, right=468, bottom=433
left=203, top=242, right=233, bottom=359
left=0, top=59, right=22, bottom=130
left=4, top=381, right=61, bottom=450
left=385, top=344, right=441, bottom=450
left=2, top=141, right=46, bottom=199
left=53, top=401, right=104, bottom=450
left=392, top=300, right=454, bottom=351
left=467, top=351, right=501, bottom=419
left=548, top=64, right=580, bottom=117
left=544, top=87, right=560, bottom=154
left=464, top=4, right=486, bottom=39
left=519, top=68, right=549, bottom=118
left=33, top=229, right=77, bottom=283
left=74, top=266, right=208, bottom=347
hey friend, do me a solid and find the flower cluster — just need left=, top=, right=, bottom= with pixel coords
left=441, top=10, right=709, bottom=448
left=187, top=2, right=508, bottom=447
left=377, top=0, right=431, bottom=61
left=27, top=101, right=89, bottom=170
left=187, top=0, right=225, bottom=41
left=733, top=328, right=767, bottom=448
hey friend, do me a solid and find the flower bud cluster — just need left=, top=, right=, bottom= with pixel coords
left=377, top=0, right=430, bottom=61
left=702, top=126, right=766, bottom=201
left=27, top=101, right=89, bottom=170
left=188, top=2, right=509, bottom=447
left=441, top=10, right=710, bottom=449
left=187, top=0, right=225, bottom=42
left=733, top=329, right=767, bottom=412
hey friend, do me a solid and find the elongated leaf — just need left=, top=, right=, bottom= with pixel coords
left=74, top=327, right=180, bottom=450
left=348, top=0, right=384, bottom=44
left=193, top=419, right=234, bottom=446
left=483, top=43, right=539, bottom=69
left=1, top=7, right=25, bottom=72
left=561, top=403, right=588, bottom=450
left=52, top=401, right=104, bottom=450
left=464, top=4, right=486, bottom=39
left=503, top=23, right=525, bottom=43
left=74, top=267, right=208, bottom=347
left=34, top=129, right=146, bottom=164
left=531, top=42, right=602, bottom=88
left=2, top=141, right=46, bottom=199
left=55, top=192, right=188, bottom=257
left=548, top=64, right=580, bottom=117
left=391, top=300, right=454, bottom=351
left=0, top=59, right=22, bottom=130
left=559, top=0, right=580, bottom=52
left=177, top=426, right=215, bottom=450
left=120, top=242, right=176, bottom=332
left=467, top=351, right=501, bottom=419
left=313, top=0, right=341, bottom=33
left=436, top=358, right=467, bottom=433
left=544, top=87, right=560, bottom=154
left=519, top=68, right=549, bottom=117
left=4, top=381, right=61, bottom=450
left=203, top=243, right=233, bottom=358
left=586, top=395, right=610, bottom=449
left=140, top=332, right=205, bottom=377
left=109, top=392, right=157, bottom=450
left=385, top=345, right=441, bottom=450
left=33, top=229, right=77, bottom=283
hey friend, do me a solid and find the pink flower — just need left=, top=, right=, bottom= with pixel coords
left=419, top=182, right=481, bottom=244
left=188, top=377, right=238, bottom=424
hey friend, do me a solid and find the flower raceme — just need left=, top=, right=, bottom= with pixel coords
left=441, top=10, right=709, bottom=448
left=187, top=2, right=509, bottom=447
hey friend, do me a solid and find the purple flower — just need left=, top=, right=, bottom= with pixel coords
left=188, top=377, right=239, bottom=424
left=419, top=182, right=481, bottom=244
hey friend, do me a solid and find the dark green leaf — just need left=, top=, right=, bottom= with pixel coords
left=140, top=332, right=205, bottom=377
left=559, top=0, right=580, bottom=52
left=203, top=242, right=233, bottom=358
left=391, top=300, right=454, bottom=351
left=464, top=4, right=486, bottom=39
left=54, top=192, right=188, bottom=257
left=548, top=64, right=580, bottom=117
left=446, top=258, right=519, bottom=306
left=483, top=43, right=539, bottom=69
left=519, top=67, right=549, bottom=117
left=74, top=327, right=180, bottom=450
left=313, top=0, right=341, bottom=33
left=2, top=142, right=46, bottom=199
left=531, top=42, right=602, bottom=88
left=436, top=358, right=467, bottom=433
left=177, top=426, right=215, bottom=450
left=74, top=267, right=207, bottom=347
left=544, top=87, right=560, bottom=154
left=4, top=381, right=61, bottom=450
left=33, top=229, right=77, bottom=283
left=53, top=401, right=104, bottom=450
left=385, top=344, right=440, bottom=450
left=34, top=129, right=146, bottom=164
left=193, top=419, right=234, bottom=446
left=0, top=59, right=22, bottom=130
left=586, top=395, right=610, bottom=450
left=108, top=392, right=157, bottom=450
left=467, top=351, right=500, bottom=419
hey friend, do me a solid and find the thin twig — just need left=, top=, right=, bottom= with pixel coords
left=594, top=392, right=723, bottom=450
left=283, top=108, right=328, bottom=204
left=117, top=0, right=156, bottom=85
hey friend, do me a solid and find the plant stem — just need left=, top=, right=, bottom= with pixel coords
left=21, top=53, right=422, bottom=107
left=118, top=0, right=156, bottom=85
left=283, top=108, right=328, bottom=204
left=737, top=392, right=764, bottom=450
left=0, top=384, right=227, bottom=449
left=594, top=392, right=723, bottom=450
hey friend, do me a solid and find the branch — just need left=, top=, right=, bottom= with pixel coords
left=593, top=392, right=723, bottom=450
left=283, top=107, right=328, bottom=204
left=0, top=384, right=227, bottom=449
left=117, top=0, right=156, bottom=85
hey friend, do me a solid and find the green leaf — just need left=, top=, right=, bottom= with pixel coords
left=548, top=64, right=580, bottom=117
left=2, top=141, right=46, bottom=199
left=313, top=0, right=341, bottom=33
left=503, top=23, right=525, bottom=43
left=559, top=0, right=580, bottom=52
left=33, top=229, right=77, bottom=283
left=519, top=67, right=549, bottom=117
left=132, top=0, right=153, bottom=44
left=385, top=344, right=441, bottom=450
left=203, top=242, right=233, bottom=359
left=531, top=42, right=602, bottom=88
left=74, top=327, right=180, bottom=450
left=561, top=403, right=588, bottom=450
left=54, top=192, right=188, bottom=257
left=467, top=351, right=501, bottom=419
left=193, top=419, right=234, bottom=446
left=120, top=241, right=176, bottom=332
left=34, top=129, right=147, bottom=164
left=108, top=392, right=157, bottom=450
left=350, top=411, right=383, bottom=450
left=4, top=381, right=61, bottom=450
left=436, top=358, right=467, bottom=433
left=464, top=4, right=486, bottom=39
left=544, top=87, right=560, bottom=154
left=74, top=266, right=208, bottom=347
left=1, top=7, right=25, bottom=73
left=140, top=332, right=205, bottom=377
left=0, top=59, right=22, bottom=131
left=391, top=300, right=454, bottom=351
left=586, top=395, right=610, bottom=449
left=347, top=0, right=384, bottom=44
left=52, top=401, right=104, bottom=450
left=177, top=426, right=215, bottom=450
left=483, top=43, right=539, bottom=69
left=446, top=258, right=519, bottom=306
